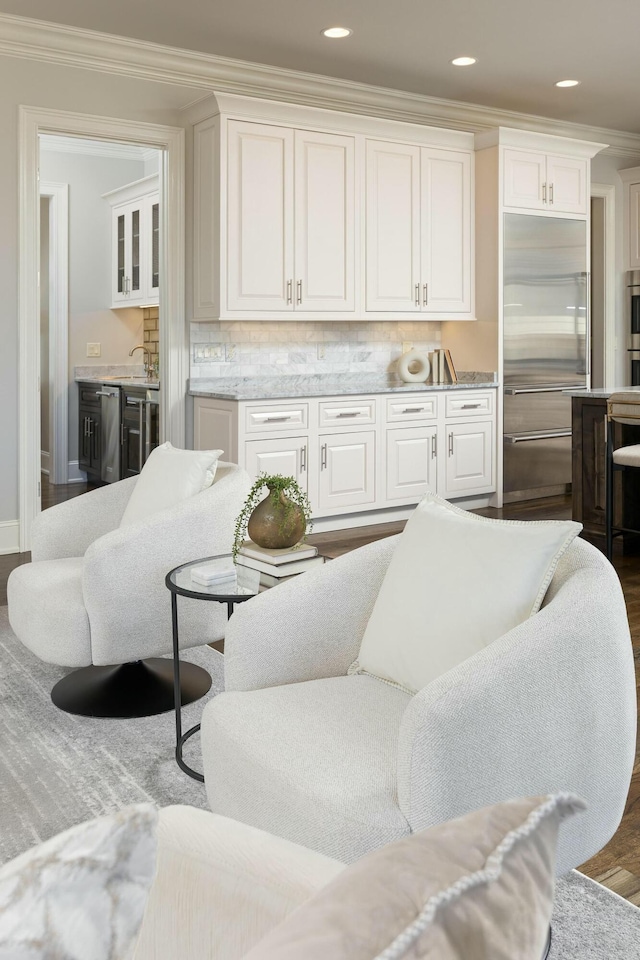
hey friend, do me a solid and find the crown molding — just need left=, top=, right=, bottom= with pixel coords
left=3, top=12, right=640, bottom=160
left=475, top=126, right=608, bottom=159
left=40, top=133, right=157, bottom=162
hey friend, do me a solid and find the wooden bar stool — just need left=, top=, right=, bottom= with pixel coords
left=606, top=392, right=640, bottom=559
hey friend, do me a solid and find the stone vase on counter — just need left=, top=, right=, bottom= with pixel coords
left=247, top=483, right=306, bottom=549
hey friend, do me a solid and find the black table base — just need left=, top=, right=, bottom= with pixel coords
left=51, top=658, right=212, bottom=719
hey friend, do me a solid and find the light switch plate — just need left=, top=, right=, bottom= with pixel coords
left=87, top=343, right=101, bottom=357
left=194, top=343, right=224, bottom=362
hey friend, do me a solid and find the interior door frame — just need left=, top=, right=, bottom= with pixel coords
left=39, top=182, right=69, bottom=486
left=590, top=182, right=616, bottom=389
left=19, top=106, right=186, bottom=551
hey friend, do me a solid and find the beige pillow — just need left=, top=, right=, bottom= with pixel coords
left=120, top=442, right=223, bottom=527
left=245, top=793, right=584, bottom=960
left=351, top=493, right=581, bottom=692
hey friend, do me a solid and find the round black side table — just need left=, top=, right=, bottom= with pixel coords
left=165, top=555, right=262, bottom=782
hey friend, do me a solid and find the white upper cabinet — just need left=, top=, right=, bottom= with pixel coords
left=365, top=141, right=422, bottom=312
left=192, top=95, right=475, bottom=321
left=365, top=140, right=472, bottom=316
left=294, top=130, right=355, bottom=312
left=226, top=120, right=355, bottom=314
left=227, top=121, right=295, bottom=312
left=421, top=148, right=472, bottom=315
left=503, top=148, right=588, bottom=215
left=104, top=175, right=159, bottom=309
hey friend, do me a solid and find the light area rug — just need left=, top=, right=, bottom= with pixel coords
left=1, top=607, right=639, bottom=957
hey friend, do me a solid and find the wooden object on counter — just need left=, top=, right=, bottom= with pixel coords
left=571, top=396, right=640, bottom=548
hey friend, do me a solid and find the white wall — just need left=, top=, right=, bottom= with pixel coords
left=0, top=55, right=192, bottom=526
left=39, top=149, right=148, bottom=463
left=590, top=152, right=639, bottom=385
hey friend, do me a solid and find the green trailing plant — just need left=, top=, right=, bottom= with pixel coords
left=232, top=473, right=313, bottom=560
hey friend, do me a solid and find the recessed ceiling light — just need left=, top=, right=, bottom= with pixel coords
left=322, top=27, right=353, bottom=39
left=555, top=79, right=580, bottom=87
left=451, top=56, right=477, bottom=66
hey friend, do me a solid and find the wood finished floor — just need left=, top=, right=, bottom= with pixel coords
left=1, top=482, right=639, bottom=903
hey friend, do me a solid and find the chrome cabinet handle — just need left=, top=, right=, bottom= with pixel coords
left=504, top=429, right=572, bottom=444
left=296, top=280, right=302, bottom=304
left=461, top=403, right=482, bottom=409
left=286, top=280, right=293, bottom=305
left=83, top=416, right=88, bottom=437
left=431, top=434, right=437, bottom=459
left=300, top=444, right=307, bottom=472
left=264, top=415, right=292, bottom=423
left=415, top=283, right=420, bottom=306
left=87, top=418, right=93, bottom=437
left=335, top=411, right=360, bottom=418
left=402, top=406, right=425, bottom=414
left=448, top=432, right=454, bottom=456
left=542, top=183, right=547, bottom=203
left=423, top=283, right=428, bottom=307
left=549, top=182, right=554, bottom=205
left=321, top=443, right=327, bottom=469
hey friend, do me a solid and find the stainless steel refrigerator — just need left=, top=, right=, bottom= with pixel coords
left=503, top=214, right=588, bottom=501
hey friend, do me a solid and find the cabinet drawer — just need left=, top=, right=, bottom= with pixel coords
left=445, top=392, right=494, bottom=418
left=245, top=402, right=308, bottom=434
left=319, top=399, right=376, bottom=428
left=78, top=383, right=102, bottom=408
left=386, top=395, right=438, bottom=423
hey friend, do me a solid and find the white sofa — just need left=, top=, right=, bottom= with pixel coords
left=7, top=462, right=251, bottom=716
left=201, top=534, right=636, bottom=874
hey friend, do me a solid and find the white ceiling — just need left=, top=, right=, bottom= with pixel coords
left=2, top=0, right=640, bottom=135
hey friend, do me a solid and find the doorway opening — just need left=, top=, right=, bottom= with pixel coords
left=19, top=106, right=186, bottom=551
left=38, top=134, right=162, bottom=509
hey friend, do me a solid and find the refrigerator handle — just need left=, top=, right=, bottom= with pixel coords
left=585, top=271, right=591, bottom=382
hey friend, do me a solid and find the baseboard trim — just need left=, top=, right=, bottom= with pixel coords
left=67, top=460, right=88, bottom=483
left=0, top=520, right=21, bottom=555
left=310, top=495, right=494, bottom=533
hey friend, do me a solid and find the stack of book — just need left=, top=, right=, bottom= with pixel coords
left=235, top=540, right=324, bottom=587
left=431, top=348, right=457, bottom=384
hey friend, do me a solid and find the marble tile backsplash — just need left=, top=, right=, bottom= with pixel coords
left=190, top=321, right=442, bottom=379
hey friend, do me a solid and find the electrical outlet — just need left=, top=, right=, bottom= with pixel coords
left=402, top=342, right=413, bottom=354
left=86, top=343, right=101, bottom=358
left=226, top=343, right=237, bottom=362
left=194, top=344, right=225, bottom=362
left=317, top=343, right=326, bottom=360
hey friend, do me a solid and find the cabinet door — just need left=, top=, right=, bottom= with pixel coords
left=294, top=130, right=355, bottom=312
left=503, top=149, right=547, bottom=211
left=421, top=148, right=471, bottom=315
left=143, top=192, right=160, bottom=304
left=78, top=410, right=92, bottom=472
left=443, top=420, right=494, bottom=497
left=227, top=121, right=295, bottom=312
left=111, top=201, right=144, bottom=306
left=244, top=436, right=308, bottom=491
left=89, top=412, right=102, bottom=473
left=318, top=431, right=376, bottom=512
left=365, top=140, right=421, bottom=312
left=386, top=426, right=437, bottom=502
left=546, top=155, right=588, bottom=214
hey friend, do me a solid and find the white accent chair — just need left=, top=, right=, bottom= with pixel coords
left=201, top=535, right=636, bottom=873
left=8, top=462, right=250, bottom=718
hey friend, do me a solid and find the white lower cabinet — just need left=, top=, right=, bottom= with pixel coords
left=442, top=420, right=493, bottom=497
left=386, top=425, right=437, bottom=502
left=193, top=388, right=496, bottom=527
left=317, top=431, right=376, bottom=513
left=244, top=436, right=308, bottom=492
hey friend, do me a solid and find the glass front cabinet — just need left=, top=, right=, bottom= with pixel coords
left=104, top=175, right=159, bottom=308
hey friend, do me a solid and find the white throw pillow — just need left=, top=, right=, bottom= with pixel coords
left=119, top=442, right=223, bottom=527
left=0, top=804, right=157, bottom=960
left=351, top=494, right=582, bottom=693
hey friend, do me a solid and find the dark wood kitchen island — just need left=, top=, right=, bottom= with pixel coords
left=567, top=387, right=640, bottom=547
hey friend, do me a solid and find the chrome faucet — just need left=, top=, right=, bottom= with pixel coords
left=129, top=344, right=154, bottom=380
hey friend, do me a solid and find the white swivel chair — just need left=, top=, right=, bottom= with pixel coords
left=201, top=533, right=636, bottom=874
left=8, top=462, right=250, bottom=718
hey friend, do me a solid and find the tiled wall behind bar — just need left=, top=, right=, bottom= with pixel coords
left=190, top=320, right=442, bottom=379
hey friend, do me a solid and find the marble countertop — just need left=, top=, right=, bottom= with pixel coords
left=75, top=365, right=160, bottom=390
left=189, top=371, right=498, bottom=401
left=563, top=386, right=640, bottom=399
